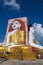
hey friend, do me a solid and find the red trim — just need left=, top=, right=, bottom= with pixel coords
left=32, top=47, right=38, bottom=54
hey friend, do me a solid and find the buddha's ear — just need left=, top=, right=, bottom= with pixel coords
left=19, top=23, right=21, bottom=29
left=20, top=23, right=21, bottom=27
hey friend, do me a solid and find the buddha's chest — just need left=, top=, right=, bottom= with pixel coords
left=10, top=30, right=25, bottom=44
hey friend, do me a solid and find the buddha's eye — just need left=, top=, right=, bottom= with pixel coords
left=16, top=23, right=18, bottom=24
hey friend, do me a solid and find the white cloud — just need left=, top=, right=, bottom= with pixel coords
left=3, top=0, right=20, bottom=11
left=29, top=23, right=43, bottom=49
left=33, top=23, right=43, bottom=46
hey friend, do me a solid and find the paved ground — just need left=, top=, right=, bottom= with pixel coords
left=0, top=59, right=43, bottom=65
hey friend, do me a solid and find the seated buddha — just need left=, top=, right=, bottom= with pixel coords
left=6, top=19, right=25, bottom=45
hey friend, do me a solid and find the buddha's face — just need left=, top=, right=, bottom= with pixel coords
left=12, top=20, right=21, bottom=30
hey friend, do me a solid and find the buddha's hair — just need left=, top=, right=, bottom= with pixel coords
left=12, top=19, right=19, bottom=23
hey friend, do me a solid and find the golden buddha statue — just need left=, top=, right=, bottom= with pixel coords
left=6, top=19, right=25, bottom=45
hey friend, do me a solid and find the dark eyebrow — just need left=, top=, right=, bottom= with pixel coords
left=16, top=22, right=18, bottom=24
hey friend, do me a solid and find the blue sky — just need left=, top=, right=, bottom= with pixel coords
left=0, top=0, right=43, bottom=42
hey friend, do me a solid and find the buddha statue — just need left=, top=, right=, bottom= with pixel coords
left=6, top=19, right=25, bottom=45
